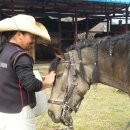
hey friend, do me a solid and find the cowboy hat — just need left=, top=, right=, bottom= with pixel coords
left=0, top=14, right=51, bottom=42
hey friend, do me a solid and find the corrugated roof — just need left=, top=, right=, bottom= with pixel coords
left=84, top=0, right=130, bottom=4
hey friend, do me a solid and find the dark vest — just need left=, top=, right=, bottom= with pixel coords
left=0, top=43, right=36, bottom=113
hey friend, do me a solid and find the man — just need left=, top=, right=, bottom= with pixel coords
left=0, top=14, right=56, bottom=130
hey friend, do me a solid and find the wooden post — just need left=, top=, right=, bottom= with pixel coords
left=125, top=6, right=128, bottom=33
left=110, top=18, right=112, bottom=32
left=75, top=8, right=78, bottom=43
left=86, top=17, right=89, bottom=39
left=59, top=16, right=61, bottom=50
left=11, top=0, right=14, bottom=16
left=107, top=14, right=110, bottom=36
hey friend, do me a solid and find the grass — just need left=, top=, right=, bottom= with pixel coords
left=36, top=68, right=130, bottom=130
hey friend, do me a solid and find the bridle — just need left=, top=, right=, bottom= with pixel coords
left=48, top=51, right=88, bottom=129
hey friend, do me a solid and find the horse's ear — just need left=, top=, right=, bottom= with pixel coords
left=53, top=47, right=65, bottom=60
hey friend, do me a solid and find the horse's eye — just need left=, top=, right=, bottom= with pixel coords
left=56, top=73, right=63, bottom=78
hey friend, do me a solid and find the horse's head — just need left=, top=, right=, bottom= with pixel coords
left=48, top=50, right=90, bottom=128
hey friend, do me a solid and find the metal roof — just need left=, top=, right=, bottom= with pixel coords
left=85, top=0, right=130, bottom=4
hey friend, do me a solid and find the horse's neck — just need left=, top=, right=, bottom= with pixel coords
left=77, top=44, right=130, bottom=93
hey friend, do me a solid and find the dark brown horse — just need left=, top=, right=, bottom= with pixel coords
left=48, top=33, right=130, bottom=130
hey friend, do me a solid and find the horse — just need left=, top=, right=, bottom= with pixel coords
left=48, top=32, right=130, bottom=130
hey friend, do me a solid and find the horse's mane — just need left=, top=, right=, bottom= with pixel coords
left=49, top=57, right=60, bottom=72
left=67, top=33, right=130, bottom=52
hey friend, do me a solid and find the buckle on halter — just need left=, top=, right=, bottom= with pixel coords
left=72, top=79, right=78, bottom=86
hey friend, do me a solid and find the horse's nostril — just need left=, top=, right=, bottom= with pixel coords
left=48, top=110, right=57, bottom=122
left=48, top=110, right=53, bottom=117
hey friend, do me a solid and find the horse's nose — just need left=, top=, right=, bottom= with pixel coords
left=48, top=109, right=61, bottom=123
left=48, top=110, right=56, bottom=122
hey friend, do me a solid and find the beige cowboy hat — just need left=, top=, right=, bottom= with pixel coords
left=0, top=14, right=51, bottom=42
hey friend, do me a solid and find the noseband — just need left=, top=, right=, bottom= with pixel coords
left=48, top=51, right=86, bottom=128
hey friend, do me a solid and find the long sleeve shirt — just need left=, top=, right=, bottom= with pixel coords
left=12, top=51, right=42, bottom=92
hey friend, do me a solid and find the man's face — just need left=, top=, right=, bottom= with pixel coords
left=20, top=32, right=35, bottom=50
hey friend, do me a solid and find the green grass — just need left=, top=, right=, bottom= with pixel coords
left=36, top=69, right=130, bottom=130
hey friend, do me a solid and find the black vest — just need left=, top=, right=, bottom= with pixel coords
left=0, top=43, right=36, bottom=113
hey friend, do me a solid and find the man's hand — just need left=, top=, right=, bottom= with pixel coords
left=42, top=71, right=56, bottom=89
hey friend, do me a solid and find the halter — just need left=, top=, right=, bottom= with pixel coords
left=48, top=51, right=86, bottom=129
